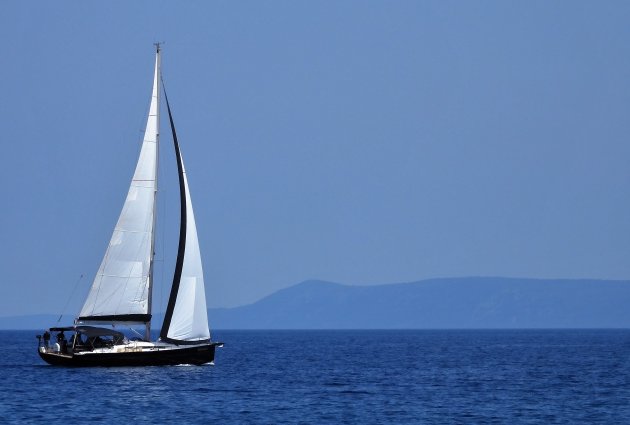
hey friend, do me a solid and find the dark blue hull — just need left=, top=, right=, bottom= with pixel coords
left=38, top=343, right=219, bottom=367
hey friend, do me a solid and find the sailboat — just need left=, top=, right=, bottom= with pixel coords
left=37, top=44, right=222, bottom=366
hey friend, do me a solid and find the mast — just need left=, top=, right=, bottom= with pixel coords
left=146, top=43, right=161, bottom=341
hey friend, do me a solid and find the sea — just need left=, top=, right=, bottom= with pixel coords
left=2, top=329, right=630, bottom=424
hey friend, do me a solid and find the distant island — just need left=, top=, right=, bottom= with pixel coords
left=3, top=277, right=630, bottom=330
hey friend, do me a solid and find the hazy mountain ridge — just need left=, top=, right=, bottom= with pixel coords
left=207, top=277, right=630, bottom=329
left=3, top=277, right=630, bottom=330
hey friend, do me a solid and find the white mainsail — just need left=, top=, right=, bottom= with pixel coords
left=79, top=53, right=160, bottom=323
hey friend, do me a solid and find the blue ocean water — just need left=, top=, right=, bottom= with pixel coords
left=2, top=329, right=630, bottom=424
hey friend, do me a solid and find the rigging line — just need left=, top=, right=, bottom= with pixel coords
left=57, top=274, right=84, bottom=323
left=129, top=326, right=144, bottom=339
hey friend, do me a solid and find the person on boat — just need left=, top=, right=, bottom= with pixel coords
left=70, top=333, right=81, bottom=349
left=43, top=331, right=50, bottom=348
left=57, top=331, right=67, bottom=354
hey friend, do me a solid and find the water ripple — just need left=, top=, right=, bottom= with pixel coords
left=2, top=329, right=630, bottom=424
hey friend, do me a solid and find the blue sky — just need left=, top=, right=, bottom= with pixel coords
left=1, top=2, right=629, bottom=317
